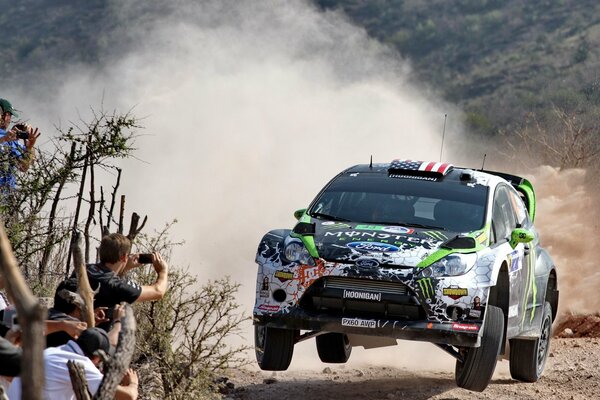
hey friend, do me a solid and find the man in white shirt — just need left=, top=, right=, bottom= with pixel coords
left=7, top=327, right=138, bottom=400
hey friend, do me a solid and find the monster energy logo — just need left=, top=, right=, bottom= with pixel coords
left=417, top=278, right=435, bottom=298
left=422, top=231, right=447, bottom=241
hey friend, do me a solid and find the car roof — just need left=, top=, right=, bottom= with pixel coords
left=342, top=162, right=503, bottom=188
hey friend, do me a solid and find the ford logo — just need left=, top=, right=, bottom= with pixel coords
left=355, top=259, right=380, bottom=269
left=347, top=242, right=400, bottom=253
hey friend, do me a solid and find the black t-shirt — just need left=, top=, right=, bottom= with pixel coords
left=85, top=263, right=142, bottom=308
left=46, top=308, right=80, bottom=348
left=0, top=336, right=21, bottom=376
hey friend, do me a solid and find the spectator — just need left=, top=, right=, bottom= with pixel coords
left=84, top=233, right=169, bottom=311
left=0, top=98, right=40, bottom=189
left=7, top=327, right=138, bottom=399
left=0, top=336, right=21, bottom=377
left=48, top=278, right=125, bottom=347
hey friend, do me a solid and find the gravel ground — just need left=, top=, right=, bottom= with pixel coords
left=225, top=338, right=600, bottom=400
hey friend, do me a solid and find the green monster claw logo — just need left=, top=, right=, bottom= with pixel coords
left=417, top=278, right=435, bottom=299
left=422, top=231, right=448, bottom=241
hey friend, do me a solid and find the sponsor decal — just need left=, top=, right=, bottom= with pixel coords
left=355, top=258, right=379, bottom=269
left=426, top=322, right=433, bottom=329
left=452, top=323, right=479, bottom=332
left=258, top=304, right=280, bottom=312
left=347, top=242, right=400, bottom=253
left=259, top=290, right=270, bottom=298
left=422, top=231, right=448, bottom=241
left=261, top=277, right=270, bottom=291
left=341, top=318, right=377, bottom=328
left=324, top=231, right=425, bottom=243
left=417, top=277, right=435, bottom=299
left=382, top=226, right=415, bottom=234
left=343, top=289, right=382, bottom=302
left=355, top=225, right=415, bottom=235
left=469, top=296, right=482, bottom=317
left=442, top=286, right=468, bottom=300
left=508, top=250, right=522, bottom=273
left=299, top=263, right=325, bottom=287
left=322, top=223, right=352, bottom=231
left=274, top=270, right=294, bottom=282
left=322, top=221, right=336, bottom=226
left=389, top=174, right=439, bottom=181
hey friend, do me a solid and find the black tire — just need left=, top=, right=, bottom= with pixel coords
left=509, top=301, right=553, bottom=382
left=316, top=333, right=352, bottom=363
left=254, top=325, right=295, bottom=371
left=455, top=305, right=504, bottom=392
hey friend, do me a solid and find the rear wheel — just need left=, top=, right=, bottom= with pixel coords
left=254, top=325, right=295, bottom=371
left=509, top=301, right=553, bottom=382
left=316, top=333, right=352, bottom=363
left=455, top=305, right=504, bottom=392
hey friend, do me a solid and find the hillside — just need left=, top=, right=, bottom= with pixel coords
left=2, top=0, right=599, bottom=139
left=317, top=0, right=600, bottom=135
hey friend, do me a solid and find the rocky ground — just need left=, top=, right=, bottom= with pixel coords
left=223, top=316, right=600, bottom=400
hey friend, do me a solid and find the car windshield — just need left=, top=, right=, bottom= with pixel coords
left=309, top=173, right=488, bottom=233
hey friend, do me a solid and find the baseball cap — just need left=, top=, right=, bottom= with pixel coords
left=0, top=99, right=18, bottom=117
left=76, top=327, right=115, bottom=359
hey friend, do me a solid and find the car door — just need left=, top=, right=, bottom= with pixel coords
left=490, top=185, right=524, bottom=334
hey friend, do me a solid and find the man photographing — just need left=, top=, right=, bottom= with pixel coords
left=0, top=98, right=41, bottom=188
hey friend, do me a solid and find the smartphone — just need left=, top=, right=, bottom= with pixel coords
left=138, top=253, right=153, bottom=264
left=105, top=307, right=114, bottom=320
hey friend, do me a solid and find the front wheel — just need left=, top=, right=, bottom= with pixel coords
left=455, top=305, right=504, bottom=392
left=509, top=301, right=553, bottom=382
left=254, top=325, right=296, bottom=371
left=316, top=333, right=352, bottom=363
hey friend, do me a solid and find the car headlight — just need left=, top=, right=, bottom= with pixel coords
left=420, top=253, right=477, bottom=277
left=284, top=241, right=315, bottom=266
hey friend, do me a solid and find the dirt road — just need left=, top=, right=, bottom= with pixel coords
left=226, top=338, right=599, bottom=400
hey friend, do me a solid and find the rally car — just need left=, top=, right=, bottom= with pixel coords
left=253, top=159, right=558, bottom=392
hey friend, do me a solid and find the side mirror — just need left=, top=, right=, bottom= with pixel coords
left=509, top=228, right=534, bottom=249
left=293, top=208, right=307, bottom=220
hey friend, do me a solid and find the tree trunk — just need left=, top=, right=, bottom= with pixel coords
left=93, top=305, right=137, bottom=400
left=68, top=360, right=92, bottom=400
left=0, top=221, right=45, bottom=400
left=71, top=231, right=95, bottom=328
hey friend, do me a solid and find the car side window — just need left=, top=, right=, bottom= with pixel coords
left=508, top=190, right=529, bottom=226
left=491, top=186, right=517, bottom=242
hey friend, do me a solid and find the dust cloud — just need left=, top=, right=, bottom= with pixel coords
left=2, top=0, right=462, bottom=371
left=527, top=166, right=600, bottom=315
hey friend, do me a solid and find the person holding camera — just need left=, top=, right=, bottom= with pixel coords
left=84, top=233, right=169, bottom=313
left=0, top=98, right=41, bottom=189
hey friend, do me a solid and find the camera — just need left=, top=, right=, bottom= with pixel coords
left=16, top=131, right=28, bottom=140
left=13, top=124, right=28, bottom=140
left=2, top=305, right=19, bottom=331
left=138, top=253, right=154, bottom=264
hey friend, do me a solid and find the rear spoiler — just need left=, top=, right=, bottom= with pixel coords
left=480, top=169, right=536, bottom=222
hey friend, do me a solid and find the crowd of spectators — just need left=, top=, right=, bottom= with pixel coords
left=0, top=232, right=170, bottom=399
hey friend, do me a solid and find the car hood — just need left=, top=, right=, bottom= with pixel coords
left=312, top=221, right=457, bottom=268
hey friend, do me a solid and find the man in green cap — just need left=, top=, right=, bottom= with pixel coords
left=0, top=98, right=40, bottom=188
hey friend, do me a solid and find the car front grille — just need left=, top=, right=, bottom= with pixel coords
left=300, top=276, right=426, bottom=320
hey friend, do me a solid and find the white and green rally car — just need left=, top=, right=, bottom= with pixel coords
left=253, top=160, right=558, bottom=391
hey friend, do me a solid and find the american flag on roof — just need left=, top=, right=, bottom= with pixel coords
left=389, top=159, right=453, bottom=175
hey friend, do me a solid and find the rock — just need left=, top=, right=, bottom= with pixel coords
left=573, top=342, right=581, bottom=348
left=263, top=378, right=278, bottom=385
left=549, top=352, right=555, bottom=357
left=386, top=393, right=395, bottom=399
left=563, top=328, right=574, bottom=336
left=356, top=370, right=365, bottom=377
left=322, top=367, right=332, bottom=374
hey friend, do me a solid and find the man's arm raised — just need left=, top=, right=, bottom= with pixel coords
left=135, top=252, right=168, bottom=303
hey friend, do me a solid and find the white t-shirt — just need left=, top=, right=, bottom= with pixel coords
left=7, top=341, right=103, bottom=400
